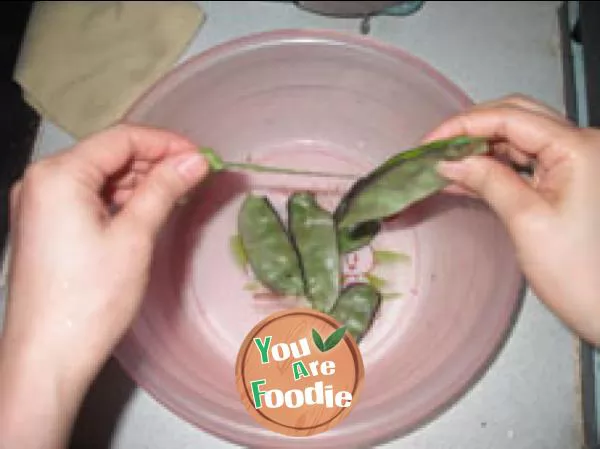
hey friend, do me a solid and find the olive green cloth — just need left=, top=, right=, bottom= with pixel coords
left=14, top=1, right=204, bottom=139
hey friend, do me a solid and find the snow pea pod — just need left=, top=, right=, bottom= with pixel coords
left=337, top=136, right=488, bottom=229
left=238, top=194, right=304, bottom=296
left=288, top=192, right=340, bottom=312
left=337, top=220, right=381, bottom=254
left=329, top=283, right=381, bottom=342
left=334, top=175, right=381, bottom=253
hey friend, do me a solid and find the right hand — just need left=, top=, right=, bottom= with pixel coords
left=427, top=95, right=600, bottom=345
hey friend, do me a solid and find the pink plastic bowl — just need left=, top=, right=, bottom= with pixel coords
left=116, top=30, right=522, bottom=447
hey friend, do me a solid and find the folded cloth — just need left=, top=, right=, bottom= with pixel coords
left=14, top=1, right=204, bottom=139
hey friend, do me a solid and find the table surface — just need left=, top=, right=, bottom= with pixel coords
left=13, top=1, right=579, bottom=448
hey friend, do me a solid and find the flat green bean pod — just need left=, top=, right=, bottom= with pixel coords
left=238, top=194, right=304, bottom=296
left=334, top=175, right=381, bottom=253
left=337, top=220, right=381, bottom=254
left=288, top=192, right=340, bottom=312
left=337, top=136, right=488, bottom=229
left=329, top=283, right=381, bottom=342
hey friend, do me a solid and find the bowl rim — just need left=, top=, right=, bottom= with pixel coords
left=123, top=28, right=474, bottom=122
left=117, top=28, right=523, bottom=448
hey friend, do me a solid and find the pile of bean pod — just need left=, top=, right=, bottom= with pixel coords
left=239, top=192, right=380, bottom=342
left=234, top=136, right=488, bottom=342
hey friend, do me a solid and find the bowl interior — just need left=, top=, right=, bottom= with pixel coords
left=117, top=30, right=521, bottom=448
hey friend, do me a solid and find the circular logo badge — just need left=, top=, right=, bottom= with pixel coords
left=235, top=309, right=364, bottom=436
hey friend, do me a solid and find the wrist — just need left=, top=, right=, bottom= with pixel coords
left=0, top=322, right=97, bottom=397
left=0, top=328, right=94, bottom=448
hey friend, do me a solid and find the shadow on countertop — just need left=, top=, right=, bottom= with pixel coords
left=0, top=1, right=40, bottom=258
left=69, top=358, right=136, bottom=449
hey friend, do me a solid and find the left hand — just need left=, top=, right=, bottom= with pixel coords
left=0, top=124, right=208, bottom=449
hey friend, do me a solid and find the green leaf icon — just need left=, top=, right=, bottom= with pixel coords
left=312, top=329, right=325, bottom=352
left=323, top=326, right=347, bottom=351
left=312, top=326, right=348, bottom=352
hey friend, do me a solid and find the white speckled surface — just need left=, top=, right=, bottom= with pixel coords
left=3, top=2, right=578, bottom=448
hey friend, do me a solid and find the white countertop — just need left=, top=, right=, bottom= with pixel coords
left=22, top=1, right=579, bottom=448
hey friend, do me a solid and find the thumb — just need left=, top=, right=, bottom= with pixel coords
left=115, top=152, right=208, bottom=237
left=437, top=155, right=545, bottom=228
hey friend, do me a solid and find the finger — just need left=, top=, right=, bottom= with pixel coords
left=424, top=105, right=578, bottom=166
left=63, top=124, right=198, bottom=191
left=436, top=155, right=549, bottom=230
left=492, top=141, right=533, bottom=167
left=441, top=184, right=479, bottom=198
left=104, top=162, right=153, bottom=198
left=476, top=94, right=569, bottom=124
left=111, top=172, right=139, bottom=190
left=111, top=188, right=134, bottom=207
left=103, top=172, right=136, bottom=205
left=132, top=160, right=152, bottom=173
left=111, top=173, right=137, bottom=190
left=112, top=152, right=208, bottom=238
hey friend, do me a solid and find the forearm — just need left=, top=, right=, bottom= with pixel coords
left=0, top=333, right=91, bottom=449
left=0, top=125, right=205, bottom=449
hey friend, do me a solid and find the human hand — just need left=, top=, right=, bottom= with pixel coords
left=427, top=95, right=600, bottom=345
left=0, top=125, right=208, bottom=448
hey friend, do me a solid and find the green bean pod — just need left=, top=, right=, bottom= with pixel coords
left=288, top=192, right=340, bottom=312
left=336, top=136, right=488, bottom=229
left=238, top=194, right=304, bottom=296
left=329, top=283, right=381, bottom=342
left=335, top=175, right=381, bottom=253
left=337, top=220, right=381, bottom=254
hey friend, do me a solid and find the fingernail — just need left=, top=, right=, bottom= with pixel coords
left=171, top=153, right=206, bottom=180
left=436, top=160, right=468, bottom=180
